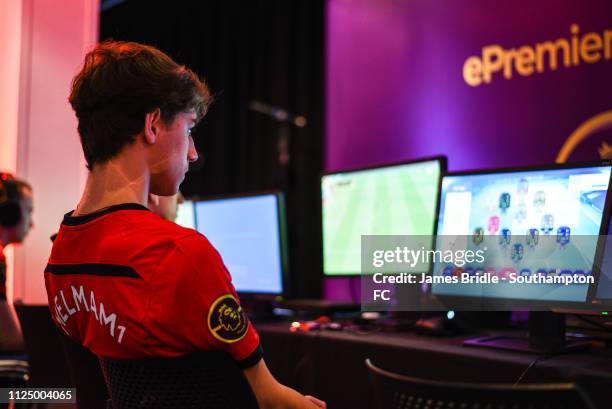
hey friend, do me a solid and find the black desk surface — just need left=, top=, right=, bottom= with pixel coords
left=257, top=322, right=612, bottom=409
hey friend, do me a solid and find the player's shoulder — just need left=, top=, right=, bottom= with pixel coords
left=57, top=204, right=218, bottom=260
left=114, top=214, right=222, bottom=273
left=172, top=226, right=217, bottom=256
left=136, top=213, right=216, bottom=253
left=139, top=213, right=197, bottom=239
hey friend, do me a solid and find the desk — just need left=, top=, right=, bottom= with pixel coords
left=257, top=322, right=612, bottom=409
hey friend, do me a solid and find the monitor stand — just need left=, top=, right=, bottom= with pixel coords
left=239, top=297, right=283, bottom=322
left=273, top=298, right=360, bottom=315
left=463, top=311, right=592, bottom=354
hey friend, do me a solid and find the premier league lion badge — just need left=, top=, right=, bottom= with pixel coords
left=207, top=294, right=249, bottom=343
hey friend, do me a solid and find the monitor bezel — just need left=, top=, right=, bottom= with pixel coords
left=429, top=160, right=612, bottom=312
left=192, top=190, right=289, bottom=298
left=578, top=181, right=612, bottom=313
left=321, top=155, right=448, bottom=277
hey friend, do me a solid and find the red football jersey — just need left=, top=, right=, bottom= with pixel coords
left=44, top=204, right=262, bottom=368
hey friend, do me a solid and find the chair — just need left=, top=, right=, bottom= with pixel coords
left=0, top=357, right=29, bottom=387
left=99, top=351, right=260, bottom=409
left=365, top=358, right=598, bottom=409
left=0, top=356, right=29, bottom=409
left=58, top=331, right=109, bottom=409
left=14, top=305, right=71, bottom=387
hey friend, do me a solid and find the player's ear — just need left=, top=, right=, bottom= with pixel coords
left=143, top=108, right=162, bottom=145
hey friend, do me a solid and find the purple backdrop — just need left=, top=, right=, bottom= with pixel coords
left=324, top=0, right=612, bottom=299
left=326, top=0, right=612, bottom=172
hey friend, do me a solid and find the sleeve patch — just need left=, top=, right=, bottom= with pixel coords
left=207, top=294, right=249, bottom=343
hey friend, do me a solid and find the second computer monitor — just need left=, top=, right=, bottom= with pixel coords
left=194, top=193, right=286, bottom=295
left=322, top=157, right=445, bottom=276
left=432, top=163, right=612, bottom=307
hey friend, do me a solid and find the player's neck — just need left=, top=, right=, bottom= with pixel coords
left=75, top=152, right=150, bottom=216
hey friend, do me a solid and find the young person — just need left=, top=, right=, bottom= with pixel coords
left=0, top=173, right=33, bottom=353
left=44, top=41, right=325, bottom=409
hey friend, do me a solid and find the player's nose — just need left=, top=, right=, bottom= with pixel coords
left=187, top=136, right=198, bottom=163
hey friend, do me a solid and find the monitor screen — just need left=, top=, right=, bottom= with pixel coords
left=194, top=193, right=285, bottom=295
left=432, top=164, right=612, bottom=305
left=175, top=200, right=196, bottom=229
left=322, top=158, right=444, bottom=276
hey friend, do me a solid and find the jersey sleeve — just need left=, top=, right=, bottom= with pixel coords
left=144, top=232, right=262, bottom=369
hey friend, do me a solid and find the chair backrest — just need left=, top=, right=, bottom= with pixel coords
left=366, top=358, right=598, bottom=409
left=0, top=357, right=29, bottom=387
left=58, top=331, right=109, bottom=409
left=14, top=304, right=71, bottom=387
left=100, top=352, right=260, bottom=409
left=0, top=358, right=28, bottom=409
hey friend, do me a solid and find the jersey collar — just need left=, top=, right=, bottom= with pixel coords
left=63, top=203, right=150, bottom=226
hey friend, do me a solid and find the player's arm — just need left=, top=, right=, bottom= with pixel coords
left=243, top=359, right=326, bottom=409
left=174, top=236, right=325, bottom=408
left=0, top=301, right=24, bottom=352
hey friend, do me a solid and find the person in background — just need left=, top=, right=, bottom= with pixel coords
left=148, top=191, right=184, bottom=222
left=0, top=173, right=33, bottom=353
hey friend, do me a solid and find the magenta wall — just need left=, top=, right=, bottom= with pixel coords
left=324, top=0, right=612, bottom=299
left=325, top=0, right=612, bottom=172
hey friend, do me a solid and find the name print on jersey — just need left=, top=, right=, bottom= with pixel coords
left=52, top=285, right=127, bottom=344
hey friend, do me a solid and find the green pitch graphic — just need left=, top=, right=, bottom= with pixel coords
left=322, top=161, right=441, bottom=275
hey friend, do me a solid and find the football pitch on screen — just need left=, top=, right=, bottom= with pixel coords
left=323, top=163, right=440, bottom=275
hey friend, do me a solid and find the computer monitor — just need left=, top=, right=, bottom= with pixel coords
left=175, top=200, right=196, bottom=229
left=431, top=162, right=612, bottom=310
left=322, top=157, right=446, bottom=276
left=590, top=216, right=612, bottom=309
left=194, top=192, right=287, bottom=296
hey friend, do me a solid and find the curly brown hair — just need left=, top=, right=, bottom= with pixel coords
left=69, top=40, right=212, bottom=170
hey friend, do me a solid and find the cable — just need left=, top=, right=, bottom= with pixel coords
left=514, top=339, right=587, bottom=386
left=573, top=314, right=612, bottom=333
left=514, top=353, right=550, bottom=386
left=343, top=325, right=382, bottom=336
